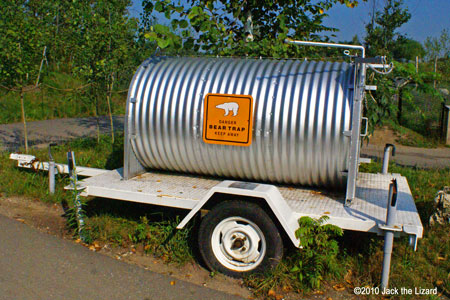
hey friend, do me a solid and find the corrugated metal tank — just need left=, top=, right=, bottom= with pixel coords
left=126, top=56, right=354, bottom=187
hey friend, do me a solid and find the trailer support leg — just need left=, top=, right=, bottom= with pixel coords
left=380, top=179, right=399, bottom=289
left=382, top=144, right=396, bottom=174
left=49, top=160, right=55, bottom=195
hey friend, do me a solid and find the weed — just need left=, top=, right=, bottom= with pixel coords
left=245, top=216, right=344, bottom=296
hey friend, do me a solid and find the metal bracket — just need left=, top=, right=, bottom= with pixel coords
left=378, top=224, right=403, bottom=232
left=360, top=117, right=368, bottom=137
left=354, top=56, right=384, bottom=64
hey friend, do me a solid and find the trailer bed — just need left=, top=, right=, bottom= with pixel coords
left=76, top=169, right=423, bottom=240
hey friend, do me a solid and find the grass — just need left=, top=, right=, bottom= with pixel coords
left=382, top=120, right=441, bottom=148
left=0, top=134, right=449, bottom=298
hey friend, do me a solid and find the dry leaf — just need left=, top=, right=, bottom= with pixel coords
left=436, top=280, right=443, bottom=286
left=326, top=297, right=333, bottom=300
left=89, top=245, right=96, bottom=251
left=333, top=284, right=346, bottom=291
left=144, top=245, right=151, bottom=251
left=16, top=218, right=25, bottom=223
left=268, top=289, right=276, bottom=297
left=312, top=290, right=324, bottom=294
left=275, top=295, right=283, bottom=300
left=438, top=256, right=445, bottom=261
left=75, top=239, right=81, bottom=243
left=170, top=280, right=176, bottom=286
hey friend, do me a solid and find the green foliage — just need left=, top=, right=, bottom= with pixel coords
left=291, top=216, right=344, bottom=289
left=365, top=60, right=442, bottom=133
left=0, top=1, right=49, bottom=88
left=141, top=0, right=361, bottom=57
left=424, top=28, right=450, bottom=61
left=392, top=37, right=425, bottom=61
left=365, top=0, right=411, bottom=58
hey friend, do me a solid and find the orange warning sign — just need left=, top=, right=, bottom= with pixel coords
left=203, top=93, right=254, bottom=146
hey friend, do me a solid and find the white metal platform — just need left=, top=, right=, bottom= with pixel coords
left=75, top=168, right=423, bottom=241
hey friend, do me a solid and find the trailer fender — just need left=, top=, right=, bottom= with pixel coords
left=177, top=180, right=300, bottom=247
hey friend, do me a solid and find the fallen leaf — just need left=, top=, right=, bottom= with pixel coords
left=326, top=297, right=333, bottom=300
left=75, top=239, right=81, bottom=243
left=170, top=280, right=176, bottom=286
left=438, top=256, right=445, bottom=261
left=436, top=280, right=443, bottom=286
left=268, top=289, right=276, bottom=297
left=144, top=245, right=151, bottom=251
left=333, top=284, right=346, bottom=291
left=275, top=295, right=283, bottom=300
left=312, top=290, right=324, bottom=294
left=131, top=248, right=136, bottom=253
left=15, top=218, right=25, bottom=223
left=93, top=242, right=101, bottom=251
left=89, top=245, right=96, bottom=251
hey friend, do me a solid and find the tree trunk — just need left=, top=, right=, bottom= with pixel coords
left=397, top=89, right=403, bottom=125
left=20, top=89, right=29, bottom=153
left=434, top=57, right=438, bottom=88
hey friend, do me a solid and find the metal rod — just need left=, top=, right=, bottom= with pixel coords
left=48, top=143, right=57, bottom=195
left=382, top=144, right=396, bottom=174
left=381, top=179, right=398, bottom=289
left=284, top=39, right=365, bottom=57
left=49, top=160, right=55, bottom=194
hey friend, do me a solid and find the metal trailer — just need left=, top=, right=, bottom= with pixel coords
left=10, top=40, right=423, bottom=285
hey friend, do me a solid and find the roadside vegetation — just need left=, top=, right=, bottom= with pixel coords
left=0, top=134, right=448, bottom=298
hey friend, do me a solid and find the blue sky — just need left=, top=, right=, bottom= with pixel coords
left=130, top=0, right=450, bottom=43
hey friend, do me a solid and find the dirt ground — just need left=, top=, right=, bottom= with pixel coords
left=361, top=126, right=450, bottom=168
left=0, top=195, right=360, bottom=300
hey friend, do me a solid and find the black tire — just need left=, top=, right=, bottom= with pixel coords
left=198, top=201, right=283, bottom=278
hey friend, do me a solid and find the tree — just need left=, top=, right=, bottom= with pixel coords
left=424, top=29, right=450, bottom=88
left=69, top=0, right=139, bottom=143
left=424, top=29, right=450, bottom=61
left=0, top=1, right=50, bottom=152
left=364, top=0, right=411, bottom=57
left=141, top=0, right=362, bottom=58
left=392, top=37, right=425, bottom=61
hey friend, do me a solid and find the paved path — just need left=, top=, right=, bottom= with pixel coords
left=0, top=214, right=243, bottom=300
left=0, top=116, right=124, bottom=151
left=1, top=116, right=449, bottom=168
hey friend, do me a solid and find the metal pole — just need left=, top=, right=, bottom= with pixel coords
left=382, top=144, right=396, bottom=174
left=49, top=160, right=55, bottom=194
left=48, top=143, right=56, bottom=195
left=381, top=179, right=398, bottom=289
left=284, top=39, right=365, bottom=57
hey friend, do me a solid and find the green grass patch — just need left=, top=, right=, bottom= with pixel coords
left=383, top=120, right=441, bottom=148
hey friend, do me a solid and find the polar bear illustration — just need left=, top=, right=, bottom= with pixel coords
left=216, top=102, right=239, bottom=116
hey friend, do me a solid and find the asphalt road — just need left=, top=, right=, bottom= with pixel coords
left=0, top=214, right=243, bottom=300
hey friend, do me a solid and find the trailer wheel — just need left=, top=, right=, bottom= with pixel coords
left=198, top=201, right=283, bottom=277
